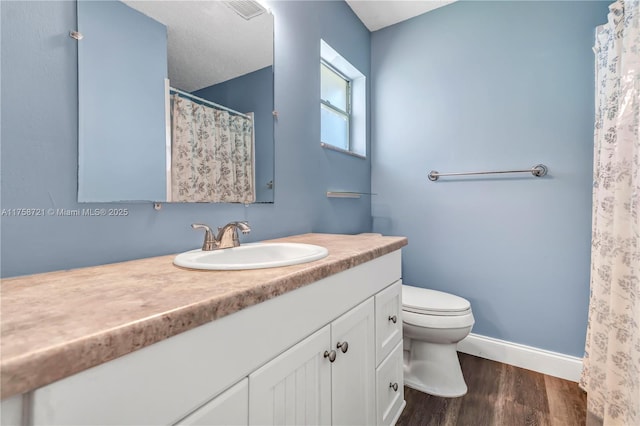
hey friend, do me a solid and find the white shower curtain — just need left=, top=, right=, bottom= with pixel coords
left=580, top=1, right=639, bottom=425
left=170, top=94, right=255, bottom=203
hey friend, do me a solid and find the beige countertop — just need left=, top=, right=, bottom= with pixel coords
left=0, top=233, right=407, bottom=399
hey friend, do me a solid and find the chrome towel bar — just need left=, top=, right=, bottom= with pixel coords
left=428, top=164, right=548, bottom=181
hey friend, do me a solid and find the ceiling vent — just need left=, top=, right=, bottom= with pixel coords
left=224, top=0, right=267, bottom=20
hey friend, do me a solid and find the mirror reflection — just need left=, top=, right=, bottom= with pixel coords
left=77, top=0, right=274, bottom=203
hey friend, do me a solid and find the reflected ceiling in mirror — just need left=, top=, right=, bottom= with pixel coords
left=77, top=1, right=274, bottom=204
left=124, top=1, right=273, bottom=92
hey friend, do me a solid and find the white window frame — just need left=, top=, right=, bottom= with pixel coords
left=320, top=39, right=366, bottom=158
left=321, top=61, right=352, bottom=150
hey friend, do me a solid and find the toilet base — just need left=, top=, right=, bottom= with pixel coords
left=403, top=340, right=468, bottom=398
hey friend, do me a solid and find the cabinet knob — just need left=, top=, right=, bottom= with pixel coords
left=389, top=382, right=399, bottom=392
left=388, top=315, right=397, bottom=324
left=324, top=350, right=336, bottom=363
left=336, top=341, right=349, bottom=353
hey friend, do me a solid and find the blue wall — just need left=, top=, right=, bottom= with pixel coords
left=194, top=66, right=275, bottom=203
left=0, top=0, right=371, bottom=278
left=371, top=1, right=608, bottom=357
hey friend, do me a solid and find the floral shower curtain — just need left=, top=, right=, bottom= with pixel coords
left=580, top=1, right=639, bottom=425
left=170, top=94, right=255, bottom=203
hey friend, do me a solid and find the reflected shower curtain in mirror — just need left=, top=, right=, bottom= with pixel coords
left=580, top=1, right=639, bottom=425
left=170, top=94, right=255, bottom=203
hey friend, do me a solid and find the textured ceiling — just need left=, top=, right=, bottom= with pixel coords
left=345, top=0, right=456, bottom=31
left=124, top=1, right=273, bottom=92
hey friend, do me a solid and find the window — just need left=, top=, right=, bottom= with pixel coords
left=320, top=40, right=366, bottom=158
left=321, top=62, right=351, bottom=151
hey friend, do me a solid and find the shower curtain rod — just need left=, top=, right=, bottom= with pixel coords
left=170, top=87, right=250, bottom=119
left=428, top=164, right=548, bottom=181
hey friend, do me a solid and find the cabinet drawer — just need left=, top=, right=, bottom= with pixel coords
left=375, top=280, right=402, bottom=365
left=176, top=378, right=248, bottom=426
left=376, top=341, right=405, bottom=426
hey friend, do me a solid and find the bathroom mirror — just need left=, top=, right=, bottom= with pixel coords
left=77, top=0, right=274, bottom=203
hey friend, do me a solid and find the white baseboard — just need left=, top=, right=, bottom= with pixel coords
left=457, top=333, right=583, bottom=382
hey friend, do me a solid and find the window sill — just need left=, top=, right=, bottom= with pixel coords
left=320, top=142, right=366, bottom=159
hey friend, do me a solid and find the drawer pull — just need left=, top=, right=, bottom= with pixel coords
left=389, top=382, right=399, bottom=392
left=388, top=315, right=397, bottom=324
left=337, top=341, right=349, bottom=353
left=324, top=350, right=336, bottom=362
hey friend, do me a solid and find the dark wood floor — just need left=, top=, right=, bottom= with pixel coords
left=398, top=353, right=587, bottom=426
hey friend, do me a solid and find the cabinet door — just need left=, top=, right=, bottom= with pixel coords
left=375, top=280, right=403, bottom=365
left=249, top=326, right=332, bottom=425
left=331, top=298, right=376, bottom=426
left=176, top=378, right=248, bottom=426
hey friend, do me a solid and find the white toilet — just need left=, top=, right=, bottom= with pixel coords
left=402, top=284, right=474, bottom=398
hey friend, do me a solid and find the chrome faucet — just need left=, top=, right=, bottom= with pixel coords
left=191, top=222, right=251, bottom=251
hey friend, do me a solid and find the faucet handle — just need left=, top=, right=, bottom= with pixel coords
left=191, top=223, right=215, bottom=251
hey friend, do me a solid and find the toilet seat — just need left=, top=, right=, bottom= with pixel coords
left=403, top=309, right=475, bottom=329
left=402, top=285, right=471, bottom=316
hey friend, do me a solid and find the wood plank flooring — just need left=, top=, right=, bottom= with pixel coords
left=397, top=353, right=587, bottom=426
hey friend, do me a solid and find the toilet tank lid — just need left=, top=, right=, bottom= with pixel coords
left=402, top=285, right=471, bottom=313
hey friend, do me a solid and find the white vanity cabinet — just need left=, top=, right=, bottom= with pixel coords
left=249, top=298, right=376, bottom=425
left=23, top=250, right=404, bottom=426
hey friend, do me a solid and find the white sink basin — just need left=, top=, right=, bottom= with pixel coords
left=173, top=242, right=329, bottom=270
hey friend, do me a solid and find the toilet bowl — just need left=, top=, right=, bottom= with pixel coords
left=402, top=284, right=474, bottom=398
